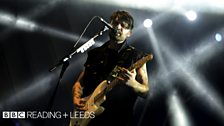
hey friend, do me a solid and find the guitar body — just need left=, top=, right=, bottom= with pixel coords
left=70, top=80, right=108, bottom=126
left=84, top=80, right=108, bottom=110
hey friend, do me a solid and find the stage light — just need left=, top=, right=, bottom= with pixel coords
left=159, top=37, right=224, bottom=120
left=168, top=92, right=191, bottom=126
left=143, top=19, right=153, bottom=28
left=0, top=11, right=81, bottom=42
left=15, top=18, right=37, bottom=31
left=0, top=10, right=105, bottom=46
left=0, top=11, right=38, bottom=32
left=0, top=11, right=16, bottom=25
left=146, top=28, right=168, bottom=77
left=80, top=0, right=224, bottom=14
left=215, top=33, right=222, bottom=42
left=185, top=10, right=197, bottom=21
left=145, top=26, right=224, bottom=121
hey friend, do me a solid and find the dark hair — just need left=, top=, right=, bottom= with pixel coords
left=110, top=10, right=134, bottom=30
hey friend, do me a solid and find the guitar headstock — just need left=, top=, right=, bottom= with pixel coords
left=145, top=53, right=153, bottom=61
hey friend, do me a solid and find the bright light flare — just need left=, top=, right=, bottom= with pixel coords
left=215, top=33, right=222, bottom=42
left=143, top=19, right=153, bottom=28
left=0, top=11, right=81, bottom=42
left=0, top=12, right=15, bottom=25
left=0, top=11, right=37, bottom=31
left=15, top=18, right=37, bottom=31
left=185, top=10, right=197, bottom=21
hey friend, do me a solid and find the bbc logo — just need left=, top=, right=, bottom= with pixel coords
left=2, top=111, right=25, bottom=119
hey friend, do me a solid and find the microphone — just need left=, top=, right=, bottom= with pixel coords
left=98, top=16, right=117, bottom=33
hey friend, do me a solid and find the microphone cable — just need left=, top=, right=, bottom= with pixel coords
left=72, top=16, right=99, bottom=49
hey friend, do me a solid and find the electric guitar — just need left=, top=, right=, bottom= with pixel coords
left=70, top=53, right=153, bottom=126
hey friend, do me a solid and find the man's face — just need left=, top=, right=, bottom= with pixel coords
left=110, top=19, right=132, bottom=42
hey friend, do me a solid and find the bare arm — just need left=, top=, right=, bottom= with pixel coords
left=72, top=70, right=85, bottom=108
left=121, top=63, right=149, bottom=97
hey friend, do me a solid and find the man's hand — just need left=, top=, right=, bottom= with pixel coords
left=73, top=96, right=85, bottom=107
left=117, top=67, right=138, bottom=86
left=73, top=81, right=87, bottom=110
left=73, top=97, right=87, bottom=110
left=115, top=64, right=149, bottom=96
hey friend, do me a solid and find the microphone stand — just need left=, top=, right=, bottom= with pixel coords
left=47, top=27, right=108, bottom=111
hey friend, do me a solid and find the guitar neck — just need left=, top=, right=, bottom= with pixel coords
left=94, top=53, right=153, bottom=102
left=107, top=53, right=153, bottom=91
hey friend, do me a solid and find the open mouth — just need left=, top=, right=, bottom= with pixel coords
left=116, top=32, right=121, bottom=36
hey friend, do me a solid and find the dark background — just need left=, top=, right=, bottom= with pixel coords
left=0, top=0, right=224, bottom=126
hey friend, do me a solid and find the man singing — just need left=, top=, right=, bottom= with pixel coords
left=70, top=10, right=152, bottom=126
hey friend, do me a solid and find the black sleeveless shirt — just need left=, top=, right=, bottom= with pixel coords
left=81, top=41, right=146, bottom=126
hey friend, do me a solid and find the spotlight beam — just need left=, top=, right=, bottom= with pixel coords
left=137, top=25, right=224, bottom=125
left=0, top=0, right=65, bottom=38
left=168, top=91, right=191, bottom=126
left=0, top=11, right=91, bottom=43
left=136, top=28, right=173, bottom=126
left=158, top=35, right=224, bottom=120
left=165, top=43, right=224, bottom=117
